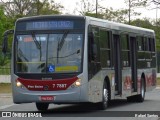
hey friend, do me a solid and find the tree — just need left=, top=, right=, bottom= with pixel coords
left=0, top=0, right=63, bottom=18
left=0, top=0, right=33, bottom=18
left=75, top=0, right=128, bottom=23
left=75, top=0, right=97, bottom=16
left=0, top=6, right=11, bottom=65
left=131, top=18, right=160, bottom=51
left=130, top=18, right=154, bottom=28
left=0, top=5, right=12, bottom=47
left=103, top=8, right=128, bottom=23
left=124, top=0, right=148, bottom=24
left=153, top=18, right=160, bottom=50
left=151, top=0, right=160, bottom=5
left=0, top=6, right=5, bottom=40
left=30, top=0, right=63, bottom=15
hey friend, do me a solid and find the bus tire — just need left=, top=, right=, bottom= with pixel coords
left=36, top=103, right=49, bottom=111
left=136, top=77, right=145, bottom=102
left=97, top=81, right=109, bottom=110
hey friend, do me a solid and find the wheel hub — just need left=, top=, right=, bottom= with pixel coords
left=103, top=88, right=108, bottom=102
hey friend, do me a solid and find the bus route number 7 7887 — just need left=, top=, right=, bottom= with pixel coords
left=53, top=84, right=67, bottom=88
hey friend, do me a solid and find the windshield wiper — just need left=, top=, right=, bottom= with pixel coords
left=31, top=33, right=41, bottom=49
left=58, top=31, right=69, bottom=51
left=57, top=31, right=69, bottom=63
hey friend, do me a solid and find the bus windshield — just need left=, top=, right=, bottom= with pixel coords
left=16, top=32, right=83, bottom=73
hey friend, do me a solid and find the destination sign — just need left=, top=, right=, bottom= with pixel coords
left=26, top=21, right=74, bottom=30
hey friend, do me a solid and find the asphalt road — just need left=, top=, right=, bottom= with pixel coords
left=0, top=88, right=160, bottom=120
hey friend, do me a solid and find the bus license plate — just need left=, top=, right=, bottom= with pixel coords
left=40, top=96, right=54, bottom=101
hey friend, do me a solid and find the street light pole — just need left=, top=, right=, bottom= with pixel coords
left=96, top=0, right=98, bottom=18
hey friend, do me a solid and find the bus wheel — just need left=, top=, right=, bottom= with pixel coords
left=97, top=81, right=109, bottom=110
left=136, top=77, right=145, bottom=102
left=36, top=103, right=49, bottom=111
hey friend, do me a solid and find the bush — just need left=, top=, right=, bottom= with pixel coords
left=0, top=53, right=5, bottom=66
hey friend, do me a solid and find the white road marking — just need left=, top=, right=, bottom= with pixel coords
left=156, top=87, right=160, bottom=89
left=0, top=104, right=16, bottom=110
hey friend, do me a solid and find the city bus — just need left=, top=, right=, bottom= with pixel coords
left=2, top=15, right=157, bottom=111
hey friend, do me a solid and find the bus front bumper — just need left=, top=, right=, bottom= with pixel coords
left=13, top=87, right=81, bottom=104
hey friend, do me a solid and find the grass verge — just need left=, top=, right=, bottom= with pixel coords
left=0, top=83, right=12, bottom=93
left=157, top=78, right=160, bottom=86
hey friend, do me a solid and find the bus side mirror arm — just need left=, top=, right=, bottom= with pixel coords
left=2, top=29, right=14, bottom=55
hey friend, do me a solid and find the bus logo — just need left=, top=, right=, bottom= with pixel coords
left=44, top=85, right=49, bottom=91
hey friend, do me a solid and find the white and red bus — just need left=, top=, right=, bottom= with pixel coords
left=2, top=15, right=157, bottom=111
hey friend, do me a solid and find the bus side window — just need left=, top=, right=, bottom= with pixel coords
left=88, top=32, right=98, bottom=62
left=152, top=38, right=155, bottom=52
left=137, top=36, right=144, bottom=51
left=99, top=29, right=111, bottom=68
left=144, top=37, right=149, bottom=51
left=148, top=38, right=152, bottom=51
left=121, top=34, right=130, bottom=67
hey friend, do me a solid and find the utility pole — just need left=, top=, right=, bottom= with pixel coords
left=156, top=5, right=158, bottom=24
left=128, top=0, right=131, bottom=24
left=96, top=0, right=98, bottom=18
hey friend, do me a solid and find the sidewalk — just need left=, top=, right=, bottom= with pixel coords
left=0, top=93, right=13, bottom=110
left=0, top=93, right=12, bottom=98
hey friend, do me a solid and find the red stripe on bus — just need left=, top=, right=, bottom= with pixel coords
left=17, top=77, right=78, bottom=91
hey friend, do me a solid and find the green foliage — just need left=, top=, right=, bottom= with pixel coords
left=0, top=53, right=11, bottom=75
left=31, top=0, right=63, bottom=15
left=0, top=5, right=14, bottom=50
left=130, top=18, right=160, bottom=51
left=104, top=8, right=128, bottom=23
left=85, top=12, right=104, bottom=18
left=130, top=18, right=154, bottom=29
left=1, top=0, right=63, bottom=18
left=0, top=6, right=5, bottom=46
left=0, top=54, right=5, bottom=66
left=0, top=0, right=63, bottom=55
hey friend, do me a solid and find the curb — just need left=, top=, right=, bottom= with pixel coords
left=0, top=94, right=12, bottom=98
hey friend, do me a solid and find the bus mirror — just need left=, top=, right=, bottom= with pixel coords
left=2, top=29, right=14, bottom=55
left=2, top=35, right=8, bottom=55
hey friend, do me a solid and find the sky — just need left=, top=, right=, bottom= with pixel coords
left=54, top=0, right=159, bottom=20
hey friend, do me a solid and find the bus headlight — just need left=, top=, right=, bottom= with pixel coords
left=70, top=78, right=81, bottom=88
left=16, top=80, right=22, bottom=87
left=75, top=80, right=81, bottom=86
left=74, top=78, right=81, bottom=87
